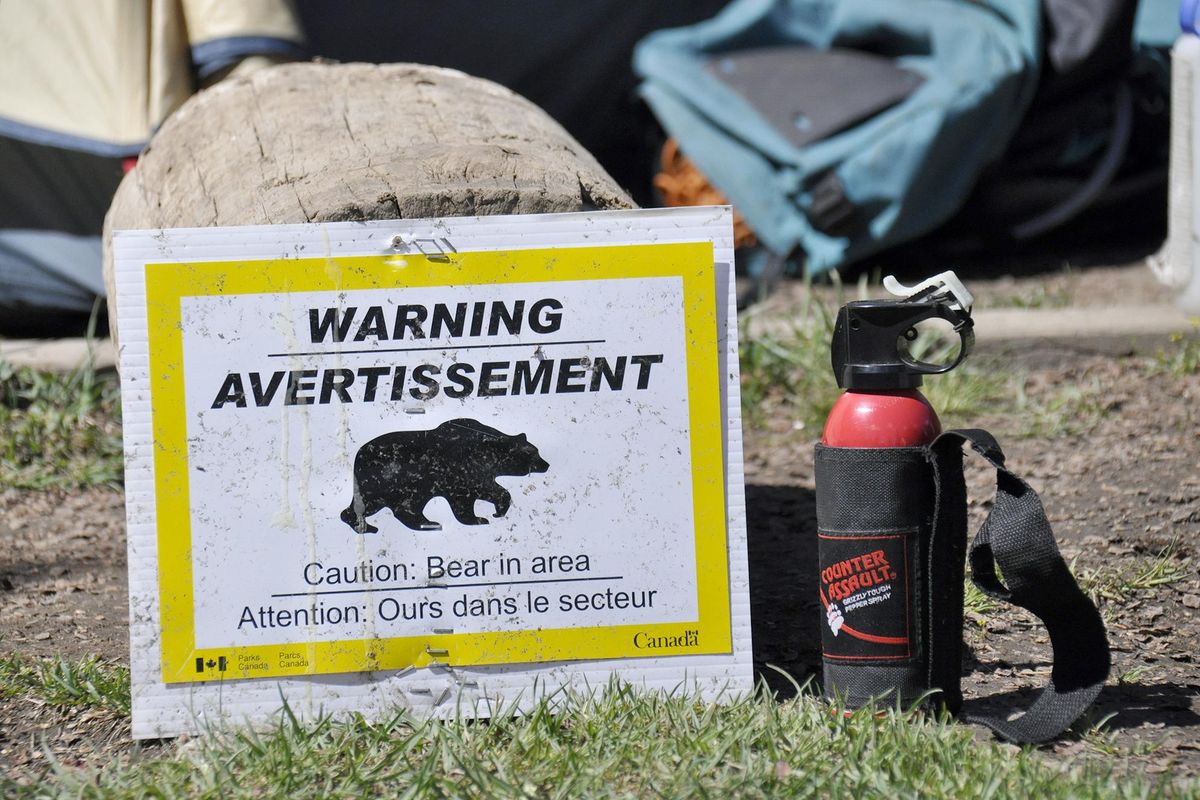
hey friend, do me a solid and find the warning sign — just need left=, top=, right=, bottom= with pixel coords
left=117, top=208, right=751, bottom=737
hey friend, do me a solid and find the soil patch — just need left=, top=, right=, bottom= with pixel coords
left=0, top=488, right=128, bottom=660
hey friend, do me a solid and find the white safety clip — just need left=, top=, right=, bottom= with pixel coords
left=882, top=271, right=973, bottom=313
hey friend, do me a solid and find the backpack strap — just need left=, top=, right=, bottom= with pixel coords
left=933, top=429, right=1111, bottom=743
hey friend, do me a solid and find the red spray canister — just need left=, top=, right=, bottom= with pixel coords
left=814, top=272, right=975, bottom=711
left=822, top=273, right=974, bottom=449
left=814, top=273, right=1110, bottom=740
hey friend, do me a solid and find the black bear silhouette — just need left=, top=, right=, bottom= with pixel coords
left=340, top=418, right=549, bottom=533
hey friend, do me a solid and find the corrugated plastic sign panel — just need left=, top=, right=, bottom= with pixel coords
left=114, top=206, right=751, bottom=739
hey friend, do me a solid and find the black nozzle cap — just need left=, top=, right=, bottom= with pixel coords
left=831, top=300, right=974, bottom=390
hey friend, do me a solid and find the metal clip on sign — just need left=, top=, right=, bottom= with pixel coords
left=814, top=271, right=1109, bottom=744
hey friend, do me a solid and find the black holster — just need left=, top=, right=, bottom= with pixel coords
left=814, top=429, right=1110, bottom=744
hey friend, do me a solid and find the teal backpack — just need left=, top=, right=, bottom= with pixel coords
left=634, top=0, right=1168, bottom=285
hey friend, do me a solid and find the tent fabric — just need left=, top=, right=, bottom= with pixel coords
left=633, top=0, right=1043, bottom=274
left=0, top=0, right=303, bottom=328
left=0, top=0, right=304, bottom=156
left=0, top=135, right=126, bottom=237
left=0, top=231, right=105, bottom=316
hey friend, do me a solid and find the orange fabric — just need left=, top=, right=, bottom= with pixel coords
left=653, top=138, right=757, bottom=249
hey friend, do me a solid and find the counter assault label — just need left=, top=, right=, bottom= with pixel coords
left=817, top=531, right=913, bottom=661
left=142, top=242, right=730, bottom=683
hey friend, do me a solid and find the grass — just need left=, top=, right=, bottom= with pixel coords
left=1081, top=712, right=1166, bottom=759
left=739, top=296, right=1009, bottom=434
left=736, top=290, right=1132, bottom=439
left=738, top=273, right=859, bottom=432
left=1117, top=664, right=1154, bottom=688
left=738, top=311, right=840, bottom=432
left=0, top=654, right=130, bottom=716
left=1007, top=376, right=1112, bottom=439
left=908, top=336, right=1007, bottom=429
left=3, top=682, right=1184, bottom=799
left=1155, top=324, right=1200, bottom=377
left=738, top=328, right=1118, bottom=439
left=963, top=578, right=1000, bottom=623
left=1075, top=539, right=1190, bottom=610
left=0, top=349, right=123, bottom=489
left=988, top=283, right=1075, bottom=310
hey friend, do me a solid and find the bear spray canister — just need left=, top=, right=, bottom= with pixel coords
left=822, top=272, right=974, bottom=449
left=812, top=273, right=1110, bottom=740
left=814, top=272, right=975, bottom=712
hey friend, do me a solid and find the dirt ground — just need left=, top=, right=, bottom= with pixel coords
left=2, top=263, right=1199, bottom=779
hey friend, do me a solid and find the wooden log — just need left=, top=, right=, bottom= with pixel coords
left=102, top=62, right=634, bottom=339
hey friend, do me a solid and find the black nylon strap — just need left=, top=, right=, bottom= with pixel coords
left=933, top=429, right=1110, bottom=744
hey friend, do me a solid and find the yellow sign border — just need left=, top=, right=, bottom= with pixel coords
left=146, top=242, right=730, bottom=683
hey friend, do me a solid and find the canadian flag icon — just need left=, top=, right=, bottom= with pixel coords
left=195, top=656, right=228, bottom=674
